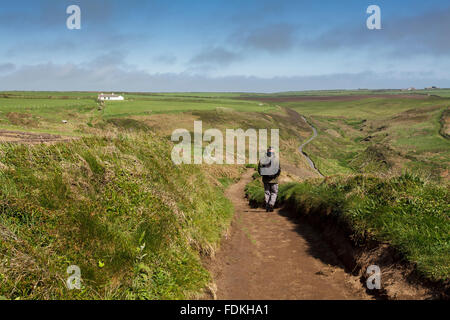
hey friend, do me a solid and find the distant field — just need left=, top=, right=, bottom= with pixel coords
left=0, top=91, right=276, bottom=136
left=4, top=87, right=450, bottom=99
left=278, top=96, right=440, bottom=119
left=237, top=88, right=450, bottom=98
left=102, top=97, right=274, bottom=117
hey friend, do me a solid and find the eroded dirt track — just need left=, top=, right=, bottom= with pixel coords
left=210, top=171, right=372, bottom=300
left=0, top=130, right=72, bottom=144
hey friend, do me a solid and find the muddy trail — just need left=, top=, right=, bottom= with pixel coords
left=208, top=171, right=372, bottom=300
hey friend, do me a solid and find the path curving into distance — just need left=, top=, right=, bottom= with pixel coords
left=299, top=115, right=324, bottom=178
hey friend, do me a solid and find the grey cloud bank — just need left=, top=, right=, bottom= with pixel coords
left=154, top=54, right=178, bottom=65
left=189, top=47, right=243, bottom=67
left=0, top=63, right=16, bottom=73
left=2, top=4, right=449, bottom=93
left=304, top=7, right=450, bottom=56
left=232, top=23, right=297, bottom=53
left=0, top=61, right=448, bottom=92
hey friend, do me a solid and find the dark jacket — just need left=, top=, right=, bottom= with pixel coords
left=258, top=156, right=281, bottom=184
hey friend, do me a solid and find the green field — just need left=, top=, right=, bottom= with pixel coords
left=235, top=88, right=450, bottom=98
left=102, top=98, right=274, bottom=118
left=0, top=92, right=276, bottom=136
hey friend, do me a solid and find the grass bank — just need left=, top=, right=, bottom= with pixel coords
left=0, top=132, right=238, bottom=299
left=245, top=173, right=449, bottom=286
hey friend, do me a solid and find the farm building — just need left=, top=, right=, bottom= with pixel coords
left=98, top=93, right=124, bottom=101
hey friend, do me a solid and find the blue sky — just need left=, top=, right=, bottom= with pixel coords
left=0, top=0, right=449, bottom=92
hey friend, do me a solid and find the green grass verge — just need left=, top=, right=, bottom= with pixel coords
left=0, top=133, right=233, bottom=299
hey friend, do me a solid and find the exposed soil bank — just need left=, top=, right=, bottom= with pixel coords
left=281, top=199, right=449, bottom=300
left=0, top=130, right=72, bottom=144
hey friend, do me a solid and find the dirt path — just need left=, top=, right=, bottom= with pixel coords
left=0, top=130, right=72, bottom=144
left=209, top=170, right=371, bottom=300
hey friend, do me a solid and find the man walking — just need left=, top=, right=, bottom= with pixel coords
left=258, top=147, right=281, bottom=212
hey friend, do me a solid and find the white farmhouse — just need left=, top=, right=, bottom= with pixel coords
left=98, top=93, right=124, bottom=101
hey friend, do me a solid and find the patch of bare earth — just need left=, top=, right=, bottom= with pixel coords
left=0, top=130, right=73, bottom=144
left=6, top=112, right=39, bottom=128
left=325, top=129, right=342, bottom=138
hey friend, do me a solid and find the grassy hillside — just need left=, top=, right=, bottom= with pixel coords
left=0, top=132, right=240, bottom=299
left=278, top=97, right=450, bottom=180
left=0, top=99, right=317, bottom=300
left=98, top=107, right=318, bottom=180
left=246, top=173, right=450, bottom=283
left=242, top=93, right=449, bottom=290
left=0, top=90, right=448, bottom=299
